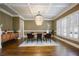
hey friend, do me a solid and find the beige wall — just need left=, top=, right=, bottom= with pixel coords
left=12, top=17, right=20, bottom=31
left=24, top=20, right=52, bottom=30
left=0, top=11, right=20, bottom=32
left=0, top=11, right=13, bottom=31
left=51, top=20, right=56, bottom=31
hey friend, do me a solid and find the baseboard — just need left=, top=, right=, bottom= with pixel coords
left=54, top=35, right=79, bottom=49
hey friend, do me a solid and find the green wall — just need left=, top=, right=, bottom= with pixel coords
left=12, top=17, right=20, bottom=32
left=52, top=20, right=56, bottom=31
left=51, top=20, right=56, bottom=34
left=24, top=20, right=52, bottom=30
left=0, top=11, right=56, bottom=33
left=0, top=11, right=20, bottom=32
left=0, top=11, right=13, bottom=31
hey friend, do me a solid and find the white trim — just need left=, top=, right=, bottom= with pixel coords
left=24, top=30, right=52, bottom=32
left=2, top=30, right=20, bottom=32
left=19, top=16, right=25, bottom=20
left=2, top=30, right=13, bottom=32
left=55, top=36, right=79, bottom=49
left=27, top=3, right=34, bottom=17
left=53, top=4, right=78, bottom=20
left=4, top=4, right=25, bottom=20
left=19, top=19, right=24, bottom=39
left=0, top=8, right=13, bottom=16
left=0, top=25, right=2, bottom=48
left=57, top=35, right=79, bottom=43
left=6, top=30, right=13, bottom=32
left=23, top=18, right=52, bottom=20
left=12, top=15, right=19, bottom=17
left=0, top=6, right=24, bottom=20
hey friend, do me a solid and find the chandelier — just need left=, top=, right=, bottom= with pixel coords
left=35, top=11, right=43, bottom=26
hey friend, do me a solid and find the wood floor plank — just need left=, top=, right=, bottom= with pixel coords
left=0, top=38, right=79, bottom=56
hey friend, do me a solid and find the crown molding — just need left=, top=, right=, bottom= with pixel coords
left=4, top=4, right=25, bottom=20
left=0, top=8, right=13, bottom=16
left=0, top=7, right=25, bottom=20
left=52, top=4, right=78, bottom=20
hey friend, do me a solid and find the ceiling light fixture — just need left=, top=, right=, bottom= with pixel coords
left=35, top=11, right=43, bottom=26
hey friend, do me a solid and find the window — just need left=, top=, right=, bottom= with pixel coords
left=62, top=18, right=67, bottom=36
left=73, top=11, right=79, bottom=39
left=56, top=10, right=79, bottom=42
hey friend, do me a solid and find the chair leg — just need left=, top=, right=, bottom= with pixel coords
left=46, top=38, right=47, bottom=42
left=41, top=38, right=42, bottom=43
left=49, top=39, right=51, bottom=43
left=27, top=39, right=28, bottom=43
left=37, top=38, right=38, bottom=43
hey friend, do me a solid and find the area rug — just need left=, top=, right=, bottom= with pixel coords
left=19, top=39, right=58, bottom=47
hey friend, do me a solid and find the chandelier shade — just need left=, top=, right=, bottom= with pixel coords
left=35, top=11, right=43, bottom=26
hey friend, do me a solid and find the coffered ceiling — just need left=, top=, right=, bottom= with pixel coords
left=0, top=3, right=76, bottom=20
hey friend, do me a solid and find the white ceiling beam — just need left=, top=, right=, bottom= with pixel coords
left=27, top=3, right=34, bottom=17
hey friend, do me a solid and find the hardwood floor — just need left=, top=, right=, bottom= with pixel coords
left=0, top=38, right=79, bottom=56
